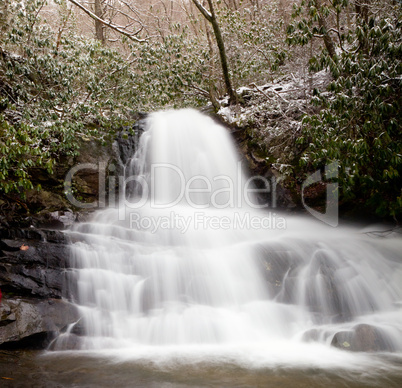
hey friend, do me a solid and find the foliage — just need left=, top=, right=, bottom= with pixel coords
left=219, top=1, right=287, bottom=88
left=288, top=1, right=402, bottom=218
left=129, top=28, right=212, bottom=109
left=0, top=0, right=138, bottom=194
left=126, top=1, right=287, bottom=108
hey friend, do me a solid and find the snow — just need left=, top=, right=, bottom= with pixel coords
left=218, top=106, right=235, bottom=124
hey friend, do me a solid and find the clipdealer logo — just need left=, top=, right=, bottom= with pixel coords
left=64, top=161, right=339, bottom=227
left=64, top=162, right=279, bottom=212
left=301, top=161, right=339, bottom=227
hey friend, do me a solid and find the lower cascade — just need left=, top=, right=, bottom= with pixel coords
left=54, top=109, right=402, bottom=368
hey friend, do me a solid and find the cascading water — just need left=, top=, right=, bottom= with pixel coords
left=54, top=109, right=402, bottom=374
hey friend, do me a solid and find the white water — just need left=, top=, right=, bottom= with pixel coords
left=58, top=109, right=402, bottom=370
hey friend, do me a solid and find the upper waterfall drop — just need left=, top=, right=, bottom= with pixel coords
left=126, top=108, right=257, bottom=210
left=56, top=109, right=402, bottom=366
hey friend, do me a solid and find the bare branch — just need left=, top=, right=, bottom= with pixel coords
left=67, top=0, right=147, bottom=43
left=190, top=0, right=212, bottom=23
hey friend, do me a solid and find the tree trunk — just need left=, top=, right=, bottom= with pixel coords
left=191, top=0, right=237, bottom=104
left=316, top=0, right=336, bottom=58
left=207, top=0, right=237, bottom=104
left=354, top=0, right=370, bottom=54
left=355, top=0, right=370, bottom=24
left=94, top=0, right=105, bottom=44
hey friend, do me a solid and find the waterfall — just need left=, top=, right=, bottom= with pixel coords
left=58, top=109, right=402, bottom=365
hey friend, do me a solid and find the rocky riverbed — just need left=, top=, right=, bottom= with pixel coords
left=0, top=224, right=78, bottom=348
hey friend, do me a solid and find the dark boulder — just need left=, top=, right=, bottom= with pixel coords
left=254, top=242, right=299, bottom=298
left=0, top=229, right=70, bottom=298
left=330, top=330, right=354, bottom=350
left=331, top=324, right=396, bottom=352
left=0, top=298, right=78, bottom=347
left=0, top=226, right=79, bottom=348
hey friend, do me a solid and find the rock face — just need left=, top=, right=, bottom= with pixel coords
left=0, top=228, right=69, bottom=298
left=115, top=117, right=146, bottom=167
left=0, top=298, right=78, bottom=347
left=0, top=226, right=79, bottom=347
left=0, top=125, right=143, bottom=231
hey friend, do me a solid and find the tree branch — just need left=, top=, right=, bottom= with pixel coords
left=67, top=0, right=146, bottom=43
left=190, top=0, right=212, bottom=23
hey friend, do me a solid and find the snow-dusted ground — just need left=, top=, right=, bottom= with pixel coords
left=217, top=70, right=331, bottom=127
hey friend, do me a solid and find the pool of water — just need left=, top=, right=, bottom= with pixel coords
left=1, top=349, right=402, bottom=387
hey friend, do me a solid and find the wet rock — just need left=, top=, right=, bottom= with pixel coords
left=330, top=330, right=354, bottom=350
left=301, top=328, right=321, bottom=343
left=276, top=270, right=307, bottom=306
left=301, top=327, right=338, bottom=343
left=0, top=234, right=70, bottom=298
left=2, top=227, right=45, bottom=241
left=271, top=246, right=356, bottom=324
left=33, top=210, right=76, bottom=230
left=116, top=125, right=143, bottom=167
left=0, top=298, right=79, bottom=347
left=0, top=222, right=82, bottom=349
left=69, top=319, right=86, bottom=336
left=331, top=324, right=395, bottom=352
left=42, top=229, right=69, bottom=244
left=48, top=333, right=82, bottom=351
left=352, top=324, right=395, bottom=352
left=255, top=242, right=298, bottom=298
